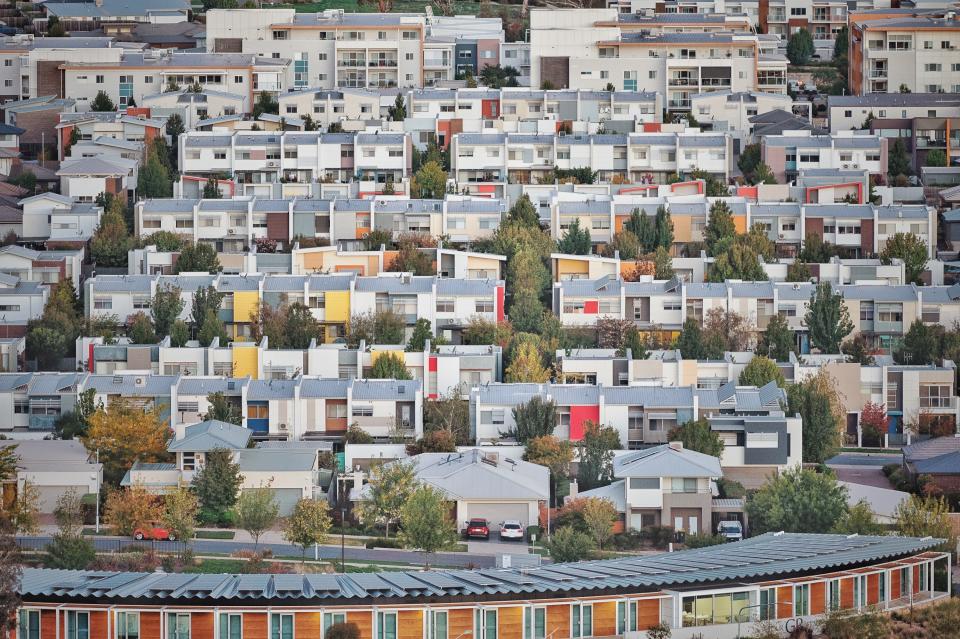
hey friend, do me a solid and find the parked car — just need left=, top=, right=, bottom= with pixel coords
left=465, top=518, right=490, bottom=539
left=499, top=520, right=524, bottom=541
left=134, top=522, right=176, bottom=541
left=717, top=520, right=743, bottom=542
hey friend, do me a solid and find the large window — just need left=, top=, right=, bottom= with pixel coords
left=19, top=610, right=40, bottom=639
left=828, top=579, right=841, bottom=611
left=523, top=607, right=546, bottom=639
left=476, top=609, right=497, bottom=639
left=167, top=613, right=191, bottom=639
left=617, top=601, right=638, bottom=634
left=323, top=613, right=346, bottom=634
left=117, top=612, right=139, bottom=639
left=377, top=612, right=396, bottom=639
left=428, top=611, right=447, bottom=639
left=682, top=592, right=750, bottom=626
left=219, top=614, right=241, bottom=639
left=854, top=575, right=868, bottom=609
left=759, top=589, right=776, bottom=621
left=67, top=612, right=89, bottom=639
left=794, top=584, right=810, bottom=616
left=271, top=613, right=293, bottom=639
left=920, top=384, right=952, bottom=408
left=571, top=603, right=592, bottom=638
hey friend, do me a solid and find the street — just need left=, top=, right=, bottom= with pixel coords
left=826, top=452, right=902, bottom=467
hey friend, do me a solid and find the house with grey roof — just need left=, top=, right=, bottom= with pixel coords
left=902, top=436, right=960, bottom=493
left=0, top=439, right=102, bottom=513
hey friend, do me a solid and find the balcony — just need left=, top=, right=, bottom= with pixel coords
left=337, top=58, right=366, bottom=67
left=701, top=78, right=732, bottom=87
left=29, top=414, right=57, bottom=430
left=668, top=99, right=692, bottom=109
left=669, top=78, right=699, bottom=86
left=369, top=59, right=398, bottom=68
left=253, top=82, right=281, bottom=92
left=869, top=69, right=889, bottom=79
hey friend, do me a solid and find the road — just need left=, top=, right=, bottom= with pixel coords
left=826, top=452, right=902, bottom=467
left=17, top=535, right=498, bottom=569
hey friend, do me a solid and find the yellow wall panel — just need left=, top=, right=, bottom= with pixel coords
left=232, top=345, right=259, bottom=379
left=325, top=291, right=351, bottom=323
left=233, top=291, right=260, bottom=324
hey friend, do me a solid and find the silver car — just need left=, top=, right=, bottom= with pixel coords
left=499, top=520, right=525, bottom=541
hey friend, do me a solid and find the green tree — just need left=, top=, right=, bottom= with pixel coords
left=832, top=499, right=884, bottom=535
left=203, top=392, right=242, bottom=424
left=738, top=143, right=761, bottom=178
left=192, top=448, right=242, bottom=525
left=676, top=317, right=708, bottom=360
left=234, top=483, right=279, bottom=549
left=580, top=497, right=617, bottom=550
left=90, top=90, right=115, bottom=112
left=405, top=430, right=457, bottom=455
left=786, top=260, right=812, bottom=282
left=162, top=484, right=198, bottom=543
left=399, top=484, right=458, bottom=568
left=511, top=396, right=557, bottom=443
left=888, top=138, right=912, bottom=179
left=504, top=340, right=550, bottom=382
left=138, top=141, right=173, bottom=198
left=415, top=160, right=447, bottom=199
left=606, top=230, right=640, bottom=260
left=52, top=489, right=85, bottom=535
left=667, top=418, right=724, bottom=457
left=54, top=389, right=99, bottom=440
left=127, top=311, right=156, bottom=344
left=654, top=205, right=674, bottom=249
left=283, top=302, right=322, bottom=349
left=895, top=319, right=938, bottom=365
left=625, top=208, right=656, bottom=252
left=90, top=201, right=131, bottom=267
left=557, top=218, right=592, bottom=255
left=44, top=533, right=95, bottom=569
left=895, top=494, right=956, bottom=551
left=252, top=92, right=279, bottom=118
left=926, top=149, right=947, bottom=167
left=833, top=25, right=849, bottom=59
left=705, top=200, right=736, bottom=256
left=170, top=319, right=190, bottom=347
left=176, top=242, right=220, bottom=274
left=788, top=370, right=844, bottom=463
left=147, top=285, right=184, bottom=340
left=507, top=193, right=539, bottom=227
left=577, top=422, right=621, bottom=490
left=202, top=177, right=222, bottom=198
left=198, top=308, right=228, bottom=346
left=752, top=163, right=777, bottom=185
left=524, top=435, right=573, bottom=507
left=799, top=232, right=837, bottom=263
left=738, top=356, right=785, bottom=387
left=842, top=334, right=875, bottom=365
left=546, top=525, right=595, bottom=562
left=787, top=29, right=815, bottom=65
left=191, top=285, right=223, bottom=329
left=283, top=498, right=332, bottom=563
left=879, top=232, right=928, bottom=284
left=406, top=318, right=433, bottom=352
left=708, top=243, right=766, bottom=282
left=369, top=352, right=412, bottom=380
left=359, top=460, right=417, bottom=538
left=758, top=313, right=795, bottom=361
left=746, top=467, right=848, bottom=534
left=26, top=327, right=68, bottom=370
left=387, top=94, right=406, bottom=121
left=805, top=282, right=853, bottom=353
left=46, top=15, right=66, bottom=37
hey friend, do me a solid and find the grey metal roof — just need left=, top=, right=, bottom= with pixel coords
left=18, top=534, right=943, bottom=603
left=168, top=420, right=251, bottom=452
left=351, top=379, right=420, bottom=401
left=613, top=444, right=722, bottom=479
left=829, top=93, right=960, bottom=108
left=354, top=276, right=433, bottom=294
left=238, top=449, right=315, bottom=472
left=396, top=448, right=549, bottom=501
left=248, top=379, right=297, bottom=400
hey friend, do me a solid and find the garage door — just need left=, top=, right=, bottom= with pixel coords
left=35, top=485, right=86, bottom=514
left=464, top=502, right=530, bottom=531
left=265, top=488, right=304, bottom=516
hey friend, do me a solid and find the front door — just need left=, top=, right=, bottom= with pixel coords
left=674, top=516, right=684, bottom=532
left=688, top=516, right=698, bottom=534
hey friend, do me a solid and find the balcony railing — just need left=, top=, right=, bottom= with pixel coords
left=668, top=100, right=692, bottom=108
left=669, top=78, right=698, bottom=86
left=369, top=59, right=398, bottom=68
left=870, top=70, right=888, bottom=79
left=337, top=59, right=366, bottom=67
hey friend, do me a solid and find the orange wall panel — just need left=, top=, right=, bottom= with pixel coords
left=40, top=611, right=56, bottom=639
left=810, top=582, right=825, bottom=615
left=498, top=606, right=523, bottom=639
left=868, top=574, right=880, bottom=605
left=546, top=605, right=570, bottom=638
left=840, top=578, right=854, bottom=610
left=347, top=611, right=373, bottom=639
left=398, top=610, right=423, bottom=639
left=243, top=612, right=268, bottom=639
left=193, top=612, right=214, bottom=639
left=891, top=570, right=901, bottom=598
left=592, top=601, right=616, bottom=637
left=297, top=612, right=321, bottom=639
left=448, top=608, right=473, bottom=639
left=636, top=600, right=661, bottom=631
left=776, top=586, right=793, bottom=619
left=141, top=612, right=162, bottom=639
left=90, top=611, right=109, bottom=639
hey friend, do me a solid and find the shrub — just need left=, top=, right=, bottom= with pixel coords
left=44, top=533, right=96, bottom=569
left=326, top=623, right=361, bottom=639
left=882, top=463, right=899, bottom=477
left=716, top=478, right=746, bottom=499
left=684, top=533, right=726, bottom=549
left=364, top=537, right=403, bottom=549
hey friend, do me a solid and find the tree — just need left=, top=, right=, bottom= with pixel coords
left=283, top=498, right=332, bottom=563
left=359, top=460, right=417, bottom=538
left=414, top=160, right=447, bottom=199
left=842, top=334, right=875, bottom=365
left=423, top=387, right=470, bottom=444
left=546, top=525, right=595, bottom=562
left=170, top=320, right=190, bottom=347
left=738, top=356, right=785, bottom=387
left=104, top=483, right=163, bottom=535
left=151, top=285, right=184, bottom=337
left=524, top=435, right=573, bottom=507
left=346, top=310, right=406, bottom=347
left=787, top=370, right=844, bottom=463
left=833, top=25, right=849, bottom=59
left=53, top=488, right=85, bottom=537
left=703, top=307, right=754, bottom=354
left=895, top=319, right=938, bottom=365
left=799, top=232, right=837, bottom=263
left=346, top=423, right=373, bottom=444
left=895, top=494, right=955, bottom=551
left=252, top=92, right=279, bottom=118
left=192, top=448, right=243, bottom=526
left=705, top=200, right=736, bottom=256
left=512, top=397, right=557, bottom=443
left=84, top=401, right=171, bottom=485
left=557, top=218, right=592, bottom=255
left=44, top=531, right=95, bottom=569
left=880, top=232, right=928, bottom=284
left=625, top=209, right=656, bottom=252
left=787, top=29, right=815, bottom=65
left=580, top=497, right=617, bottom=550
left=758, top=313, right=795, bottom=361
left=399, top=484, right=458, bottom=568
left=605, top=230, right=640, bottom=260
left=406, top=318, right=433, bottom=352
left=577, top=422, right=621, bottom=490
left=405, top=429, right=457, bottom=456
left=654, top=205, right=673, bottom=249
left=190, top=285, right=223, bottom=329
left=507, top=193, right=539, bottom=227
left=90, top=199, right=131, bottom=267
left=738, top=143, right=761, bottom=178
left=387, top=94, right=406, bottom=121
left=127, top=311, right=157, bottom=344
left=369, top=352, right=412, bottom=380
left=234, top=483, right=279, bottom=549
left=54, top=389, right=98, bottom=441
left=326, top=624, right=360, bottom=639
left=677, top=318, right=710, bottom=360
left=90, top=90, right=115, bottom=112
left=805, top=282, right=853, bottom=353
left=162, top=484, right=198, bottom=543
left=26, top=327, right=68, bottom=371
left=505, top=341, right=550, bottom=383
left=831, top=499, right=884, bottom=536
left=708, top=243, right=766, bottom=282
left=138, top=141, right=173, bottom=199
left=198, top=308, right=228, bottom=346
left=166, top=112, right=185, bottom=140
left=203, top=391, right=242, bottom=425
left=667, top=418, right=724, bottom=457
left=202, top=177, right=223, bottom=199
left=746, top=467, right=848, bottom=534
left=176, top=242, right=220, bottom=274
left=479, top=64, right=520, bottom=88
left=888, top=138, right=912, bottom=179
left=786, top=260, right=812, bottom=282
left=926, top=149, right=947, bottom=167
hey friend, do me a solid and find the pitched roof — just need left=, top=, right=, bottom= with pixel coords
left=614, top=444, right=722, bottom=479
left=397, top=448, right=549, bottom=501
left=168, top=420, right=251, bottom=452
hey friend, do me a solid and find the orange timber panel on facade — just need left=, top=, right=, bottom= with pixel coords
left=498, top=606, right=523, bottom=639
left=296, top=612, right=322, bottom=639
left=40, top=611, right=56, bottom=639
left=90, top=611, right=109, bottom=639
left=840, top=578, right=854, bottom=610
left=914, top=565, right=921, bottom=593
left=810, top=582, right=825, bottom=616
left=546, top=604, right=570, bottom=638
left=448, top=608, right=473, bottom=639
left=592, top=601, right=616, bottom=637
left=398, top=610, right=423, bottom=639
left=892, top=570, right=901, bottom=597
left=636, top=599, right=660, bottom=630
left=243, top=612, right=268, bottom=639
left=868, top=574, right=880, bottom=605
left=347, top=611, right=373, bottom=638
left=193, top=612, right=214, bottom=639
left=141, top=612, right=162, bottom=639
left=776, top=586, right=793, bottom=618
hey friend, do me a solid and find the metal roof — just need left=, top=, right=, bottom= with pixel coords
left=613, top=444, right=722, bottom=479
left=18, top=534, right=943, bottom=603
left=168, top=420, right=250, bottom=453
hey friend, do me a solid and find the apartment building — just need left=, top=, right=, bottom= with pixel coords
left=850, top=10, right=960, bottom=94
left=689, top=91, right=798, bottom=141
left=828, top=93, right=960, bottom=132
left=60, top=50, right=290, bottom=111
left=761, top=130, right=887, bottom=183
left=529, top=9, right=787, bottom=105
left=450, top=130, right=731, bottom=196
left=277, top=88, right=385, bottom=129
left=760, top=0, right=848, bottom=48
left=141, top=88, right=249, bottom=130
left=39, top=0, right=191, bottom=33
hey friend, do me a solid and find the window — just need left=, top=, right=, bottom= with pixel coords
left=428, top=612, right=447, bottom=639
left=248, top=404, right=268, bottom=419
left=828, top=579, right=841, bottom=611
left=96, top=75, right=104, bottom=83
left=403, top=30, right=418, bottom=40
left=759, top=589, right=776, bottom=621
left=879, top=570, right=887, bottom=602
left=877, top=303, right=903, bottom=323
left=436, top=299, right=455, bottom=313
left=352, top=405, right=373, bottom=418
left=925, top=63, right=942, bottom=72
left=671, top=477, right=697, bottom=493
left=182, top=452, right=196, bottom=471
left=323, top=614, right=346, bottom=634
left=19, top=611, right=40, bottom=639
left=682, top=592, right=751, bottom=626
left=616, top=601, right=637, bottom=634
left=475, top=299, right=494, bottom=313
left=629, top=477, right=659, bottom=490
left=476, top=609, right=497, bottom=639
left=219, top=614, right=241, bottom=639
left=854, top=575, right=868, bottom=609
left=523, top=608, right=545, bottom=639
left=376, top=612, right=397, bottom=639
left=67, top=612, right=89, bottom=639
left=920, top=384, right=951, bottom=408
left=167, top=613, right=190, bottom=639
left=94, top=296, right=113, bottom=310
left=270, top=614, right=293, bottom=639
left=234, top=76, right=243, bottom=83
left=117, top=612, right=139, bottom=639
left=571, top=604, right=592, bottom=638
left=326, top=403, right=347, bottom=419
left=860, top=301, right=874, bottom=322
left=794, top=584, right=810, bottom=616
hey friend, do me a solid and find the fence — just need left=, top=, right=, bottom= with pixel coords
left=17, top=536, right=189, bottom=555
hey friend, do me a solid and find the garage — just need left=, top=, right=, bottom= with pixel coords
left=35, top=485, right=88, bottom=513
left=264, top=488, right=304, bottom=516
left=463, top=502, right=531, bottom=531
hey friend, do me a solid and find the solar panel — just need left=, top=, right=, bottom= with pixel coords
left=530, top=570, right=577, bottom=582
left=274, top=575, right=305, bottom=593
left=350, top=574, right=395, bottom=593
left=448, top=572, right=502, bottom=587
left=378, top=573, right=435, bottom=592
left=481, top=570, right=536, bottom=586
left=305, top=574, right=342, bottom=594
left=84, top=573, right=143, bottom=591
left=181, top=574, right=227, bottom=593
left=411, top=572, right=465, bottom=589
left=148, top=574, right=195, bottom=592
left=237, top=575, right=270, bottom=594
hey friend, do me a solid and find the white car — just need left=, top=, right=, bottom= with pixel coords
left=717, top=520, right=743, bottom=541
left=499, top=520, right=525, bottom=541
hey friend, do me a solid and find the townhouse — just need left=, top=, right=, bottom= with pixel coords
left=849, top=10, right=960, bottom=95
left=38, top=0, right=191, bottom=33
left=60, top=50, right=290, bottom=111
left=0, top=245, right=83, bottom=290
left=140, top=88, right=249, bottom=130
left=828, top=93, right=960, bottom=132
left=760, top=0, right=848, bottom=51
left=689, top=91, right=798, bottom=142
left=0, top=440, right=102, bottom=514
left=0, top=372, right=87, bottom=434
left=760, top=130, right=887, bottom=183
left=56, top=155, right=138, bottom=203
left=529, top=9, right=787, bottom=103
left=277, top=88, right=386, bottom=130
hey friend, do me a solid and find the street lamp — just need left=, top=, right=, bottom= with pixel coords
left=341, top=505, right=347, bottom=573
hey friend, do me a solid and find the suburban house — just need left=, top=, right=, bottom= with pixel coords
left=901, top=436, right=960, bottom=494
left=0, top=440, right=102, bottom=513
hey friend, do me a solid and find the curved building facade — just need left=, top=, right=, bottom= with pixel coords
left=15, top=534, right=951, bottom=639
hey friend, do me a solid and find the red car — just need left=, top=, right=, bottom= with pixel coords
left=465, top=518, right=490, bottom=540
left=133, top=522, right=176, bottom=541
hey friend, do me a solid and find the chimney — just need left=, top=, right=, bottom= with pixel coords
left=568, top=478, right=579, bottom=500
left=669, top=441, right=684, bottom=452
left=352, top=469, right=363, bottom=493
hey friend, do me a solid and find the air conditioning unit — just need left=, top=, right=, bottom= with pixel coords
left=279, top=423, right=287, bottom=430
left=227, top=228, right=236, bottom=234
left=267, top=161, right=278, bottom=167
left=842, top=163, right=849, bottom=169
left=779, top=233, right=785, bottom=239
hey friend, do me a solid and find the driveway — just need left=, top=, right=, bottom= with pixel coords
left=827, top=451, right=902, bottom=490
left=826, top=452, right=902, bottom=467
